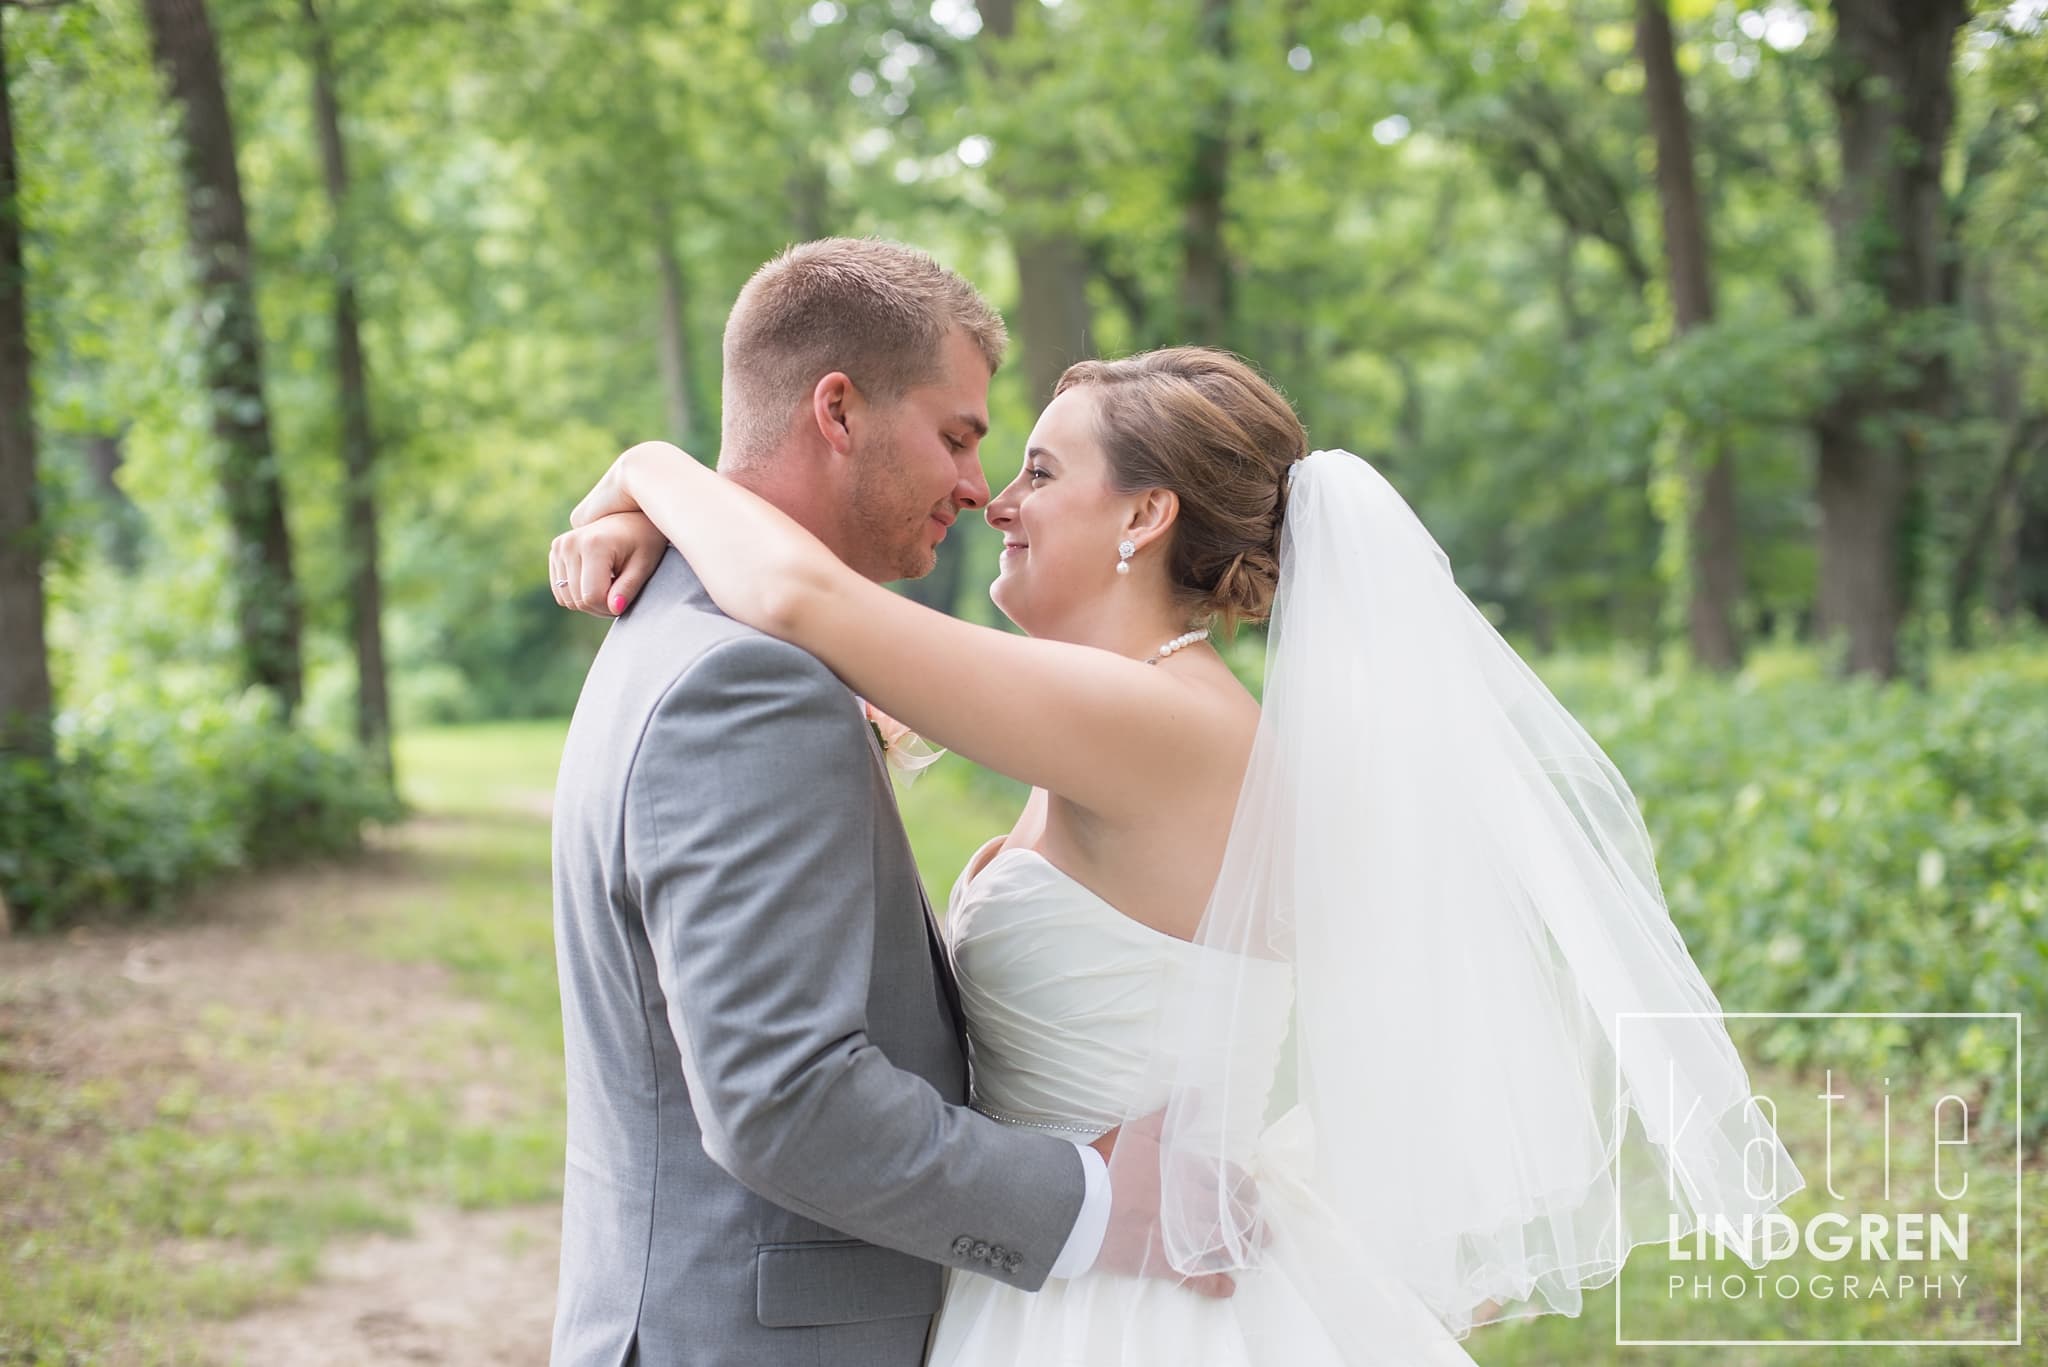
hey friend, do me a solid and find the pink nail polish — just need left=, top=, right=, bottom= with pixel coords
left=610, top=594, right=625, bottom=614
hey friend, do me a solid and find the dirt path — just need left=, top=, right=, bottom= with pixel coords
left=0, top=825, right=563, bottom=1364
left=203, top=1204, right=559, bottom=1366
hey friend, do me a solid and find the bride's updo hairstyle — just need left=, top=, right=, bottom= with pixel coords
left=1054, top=347, right=1307, bottom=629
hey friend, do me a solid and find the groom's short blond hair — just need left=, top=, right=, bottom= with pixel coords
left=719, top=238, right=1007, bottom=468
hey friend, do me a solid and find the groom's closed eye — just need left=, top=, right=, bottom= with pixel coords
left=948, top=414, right=989, bottom=451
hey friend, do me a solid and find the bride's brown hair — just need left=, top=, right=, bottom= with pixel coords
left=1054, top=347, right=1307, bottom=629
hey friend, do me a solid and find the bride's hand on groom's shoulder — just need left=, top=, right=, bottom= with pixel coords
left=550, top=510, right=666, bottom=618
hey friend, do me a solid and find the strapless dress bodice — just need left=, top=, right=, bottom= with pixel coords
left=943, top=843, right=1293, bottom=1140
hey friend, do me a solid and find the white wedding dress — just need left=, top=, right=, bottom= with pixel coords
left=921, top=451, right=1799, bottom=1364
left=923, top=838, right=1479, bottom=1367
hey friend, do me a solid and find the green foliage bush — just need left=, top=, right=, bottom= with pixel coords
left=1543, top=644, right=2048, bottom=1144
left=0, top=689, right=399, bottom=931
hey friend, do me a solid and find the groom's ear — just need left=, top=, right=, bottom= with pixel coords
left=810, top=371, right=861, bottom=458
left=1126, top=487, right=1180, bottom=552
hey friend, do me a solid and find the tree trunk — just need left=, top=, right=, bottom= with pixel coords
left=2011, top=471, right=2048, bottom=626
left=1553, top=226, right=1589, bottom=343
left=977, top=0, right=1096, bottom=409
left=785, top=164, right=828, bottom=241
left=651, top=194, right=696, bottom=448
left=1815, top=0, right=1966, bottom=680
left=1392, top=355, right=1424, bottom=461
left=1813, top=410, right=1914, bottom=676
left=300, top=0, right=389, bottom=776
left=1950, top=418, right=2042, bottom=646
left=1092, top=247, right=1158, bottom=351
left=82, top=428, right=145, bottom=572
left=1990, top=489, right=2021, bottom=623
left=1010, top=233, right=1093, bottom=408
left=0, top=11, right=53, bottom=760
left=1950, top=263, right=2035, bottom=647
left=1636, top=0, right=1741, bottom=671
left=1179, top=0, right=1233, bottom=346
left=143, top=0, right=304, bottom=712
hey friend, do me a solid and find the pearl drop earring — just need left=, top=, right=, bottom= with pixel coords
left=1116, top=539, right=1136, bottom=576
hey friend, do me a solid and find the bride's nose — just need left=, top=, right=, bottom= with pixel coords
left=986, top=475, right=1022, bottom=529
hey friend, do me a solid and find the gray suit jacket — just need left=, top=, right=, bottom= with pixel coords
left=550, top=549, right=1086, bottom=1367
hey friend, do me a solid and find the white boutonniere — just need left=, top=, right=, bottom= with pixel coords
left=862, top=700, right=945, bottom=788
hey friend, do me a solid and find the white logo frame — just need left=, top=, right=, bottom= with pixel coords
left=1612, top=1011, right=2023, bottom=1349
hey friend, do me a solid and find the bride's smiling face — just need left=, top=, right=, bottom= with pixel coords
left=985, top=386, right=1133, bottom=635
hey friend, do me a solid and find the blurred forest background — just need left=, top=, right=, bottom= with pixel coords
left=4, top=0, right=2047, bottom=904
left=2, top=0, right=2047, bottom=1360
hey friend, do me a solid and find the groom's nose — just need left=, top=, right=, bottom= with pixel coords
left=953, top=459, right=991, bottom=511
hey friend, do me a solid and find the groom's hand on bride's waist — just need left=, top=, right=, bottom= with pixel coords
left=1088, top=1111, right=1264, bottom=1300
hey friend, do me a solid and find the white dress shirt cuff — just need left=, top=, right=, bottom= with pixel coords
left=1050, top=1140, right=1111, bottom=1278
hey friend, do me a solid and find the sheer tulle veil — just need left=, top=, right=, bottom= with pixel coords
left=1102, top=449, right=1804, bottom=1355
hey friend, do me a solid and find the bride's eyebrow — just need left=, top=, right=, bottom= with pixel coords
left=1025, top=445, right=1060, bottom=468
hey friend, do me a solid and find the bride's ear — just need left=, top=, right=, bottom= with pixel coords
left=1125, top=487, right=1179, bottom=553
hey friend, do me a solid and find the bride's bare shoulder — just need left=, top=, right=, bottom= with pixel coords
left=1182, top=654, right=1262, bottom=750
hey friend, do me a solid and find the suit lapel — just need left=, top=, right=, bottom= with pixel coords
left=856, top=698, right=966, bottom=1031
left=910, top=877, right=965, bottom=1030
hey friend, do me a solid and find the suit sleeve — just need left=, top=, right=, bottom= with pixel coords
left=623, top=633, right=1088, bottom=1290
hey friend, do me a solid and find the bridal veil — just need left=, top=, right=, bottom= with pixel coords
left=1102, top=449, right=1804, bottom=1355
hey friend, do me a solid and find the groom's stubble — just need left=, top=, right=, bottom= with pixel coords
left=848, top=420, right=945, bottom=583
left=845, top=374, right=992, bottom=583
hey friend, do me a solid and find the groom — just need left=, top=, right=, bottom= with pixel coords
left=551, top=239, right=1158, bottom=1366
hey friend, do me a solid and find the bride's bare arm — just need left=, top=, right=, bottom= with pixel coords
left=564, top=441, right=1242, bottom=817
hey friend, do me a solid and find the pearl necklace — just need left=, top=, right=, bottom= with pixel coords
left=1145, top=629, right=1210, bottom=665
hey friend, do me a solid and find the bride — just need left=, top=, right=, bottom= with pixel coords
left=550, top=346, right=1802, bottom=1363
